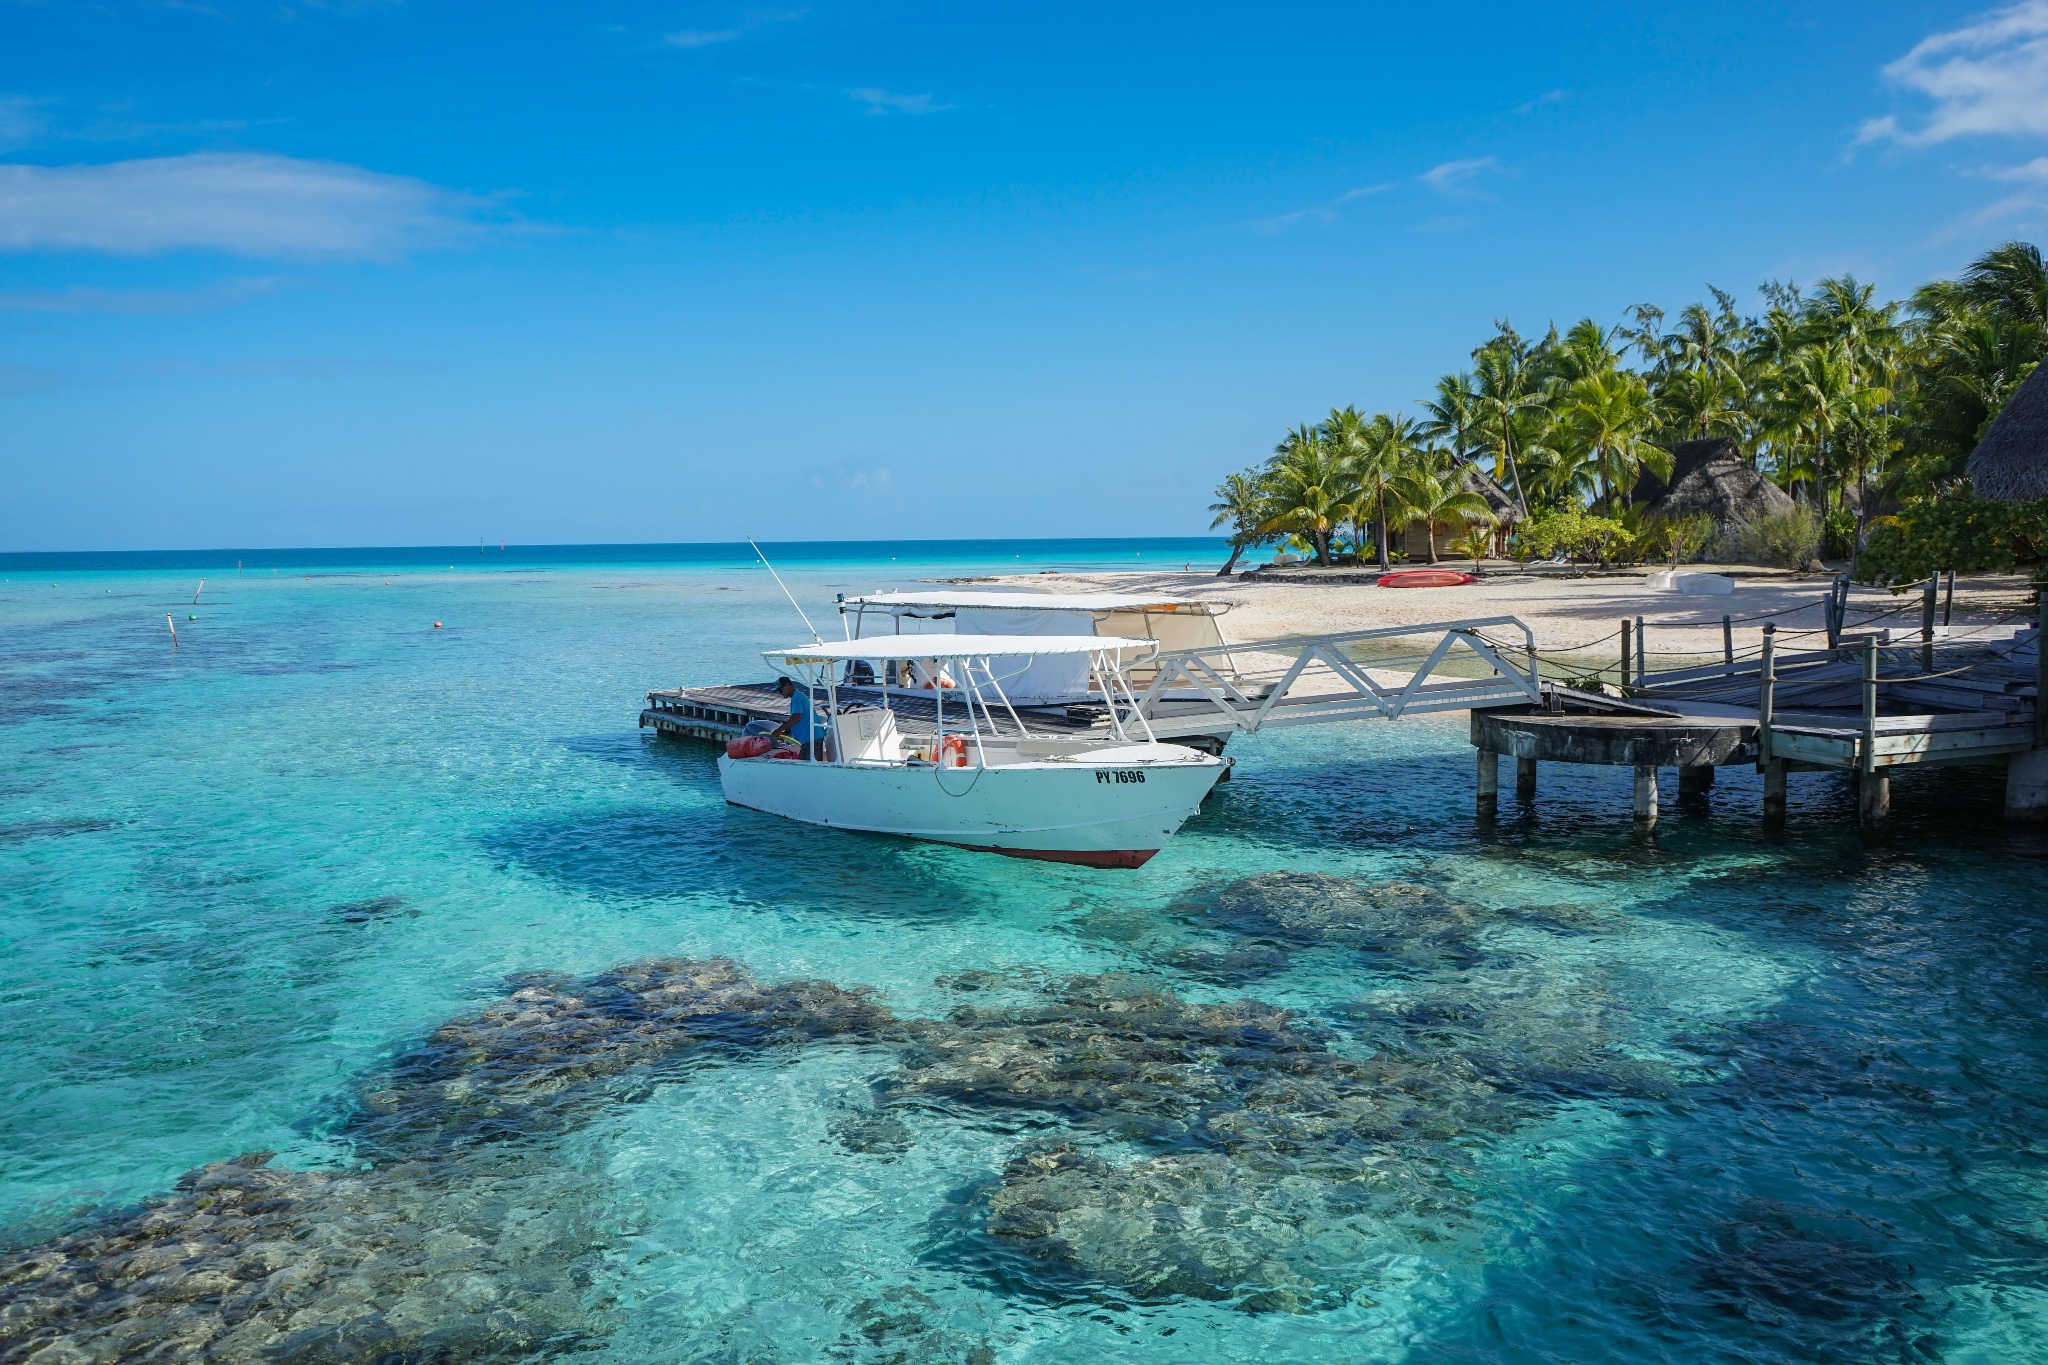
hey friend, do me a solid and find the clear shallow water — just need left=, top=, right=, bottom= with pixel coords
left=2, top=540, right=2046, bottom=1364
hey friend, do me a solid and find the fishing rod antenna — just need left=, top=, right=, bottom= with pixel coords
left=748, top=538, right=822, bottom=643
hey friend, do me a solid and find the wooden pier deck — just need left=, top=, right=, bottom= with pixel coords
left=639, top=600, right=2048, bottom=831
left=1471, top=622, right=2044, bottom=829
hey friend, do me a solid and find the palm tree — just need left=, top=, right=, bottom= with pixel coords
left=1658, top=366, right=1746, bottom=441
left=1561, top=370, right=1665, bottom=509
left=1418, top=372, right=1482, bottom=462
left=1452, top=524, right=1494, bottom=571
left=1258, top=425, right=1344, bottom=566
left=1207, top=469, right=1271, bottom=576
left=1355, top=413, right=1424, bottom=570
left=1766, top=345, right=1856, bottom=509
left=1957, top=240, right=2048, bottom=329
left=1318, top=406, right=1376, bottom=562
left=1391, top=453, right=1492, bottom=564
left=1472, top=340, right=1544, bottom=518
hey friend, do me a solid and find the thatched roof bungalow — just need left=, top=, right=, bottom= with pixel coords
left=1392, top=461, right=1522, bottom=561
left=1631, top=437, right=1794, bottom=530
left=1458, top=462, right=1521, bottom=523
left=1966, top=361, right=2048, bottom=502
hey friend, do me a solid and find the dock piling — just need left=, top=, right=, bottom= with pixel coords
left=1859, top=640, right=1888, bottom=829
left=1679, top=765, right=1715, bottom=796
left=2037, top=597, right=2047, bottom=745
left=1516, top=756, right=1537, bottom=797
left=1758, top=625, right=1777, bottom=766
left=1476, top=748, right=1499, bottom=819
left=1635, top=616, right=1647, bottom=682
left=1921, top=578, right=1937, bottom=671
left=1619, top=619, right=1632, bottom=693
left=1763, top=759, right=1787, bottom=823
left=1722, top=615, right=1733, bottom=669
left=1633, top=766, right=1658, bottom=828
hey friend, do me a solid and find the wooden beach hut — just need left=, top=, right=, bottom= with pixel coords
left=1966, top=361, right=2048, bottom=502
left=1394, top=462, right=1521, bottom=560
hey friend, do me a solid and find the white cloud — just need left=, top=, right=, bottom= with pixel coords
left=1986, top=154, right=2048, bottom=179
left=1244, top=181, right=1395, bottom=234
left=663, top=10, right=807, bottom=51
left=0, top=153, right=490, bottom=257
left=1246, top=206, right=1330, bottom=234
left=0, top=276, right=285, bottom=313
left=1514, top=89, right=1568, bottom=116
left=665, top=28, right=741, bottom=47
left=1419, top=156, right=1500, bottom=196
left=1864, top=0, right=2048, bottom=144
left=847, top=88, right=947, bottom=115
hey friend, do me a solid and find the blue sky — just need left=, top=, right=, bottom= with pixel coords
left=4, top=1, right=2048, bottom=551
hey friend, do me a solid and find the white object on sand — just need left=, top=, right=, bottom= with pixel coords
left=1646, top=571, right=1735, bottom=595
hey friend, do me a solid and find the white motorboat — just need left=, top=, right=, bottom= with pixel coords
left=717, top=634, right=1227, bottom=867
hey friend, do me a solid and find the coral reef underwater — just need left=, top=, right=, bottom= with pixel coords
left=0, top=872, right=1673, bottom=1358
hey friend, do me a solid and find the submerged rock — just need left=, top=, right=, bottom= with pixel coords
left=348, top=956, right=892, bottom=1154
left=0, top=1151, right=598, bottom=1365
left=0, top=957, right=899, bottom=1363
left=1161, top=871, right=1491, bottom=979
left=897, top=971, right=1669, bottom=1306
left=834, top=1286, right=996, bottom=1364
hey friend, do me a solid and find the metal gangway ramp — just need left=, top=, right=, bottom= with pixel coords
left=1126, top=616, right=1543, bottom=740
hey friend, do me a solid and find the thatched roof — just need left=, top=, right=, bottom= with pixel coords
left=1966, top=361, right=2048, bottom=501
left=1457, top=462, right=1520, bottom=522
left=1631, top=437, right=1794, bottom=528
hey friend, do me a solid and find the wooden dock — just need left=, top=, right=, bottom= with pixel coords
left=1471, top=621, right=2044, bottom=829
left=639, top=600, right=2048, bottom=831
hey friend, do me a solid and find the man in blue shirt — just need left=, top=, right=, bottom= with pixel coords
left=770, top=676, right=825, bottom=760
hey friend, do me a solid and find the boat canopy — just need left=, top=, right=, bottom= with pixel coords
left=839, top=593, right=1232, bottom=704
left=769, top=634, right=1153, bottom=665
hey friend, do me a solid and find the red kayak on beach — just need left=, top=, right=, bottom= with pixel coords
left=1377, top=569, right=1478, bottom=588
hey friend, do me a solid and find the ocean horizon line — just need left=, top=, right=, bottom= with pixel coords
left=0, top=535, right=1233, bottom=574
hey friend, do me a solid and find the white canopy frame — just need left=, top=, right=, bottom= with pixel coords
left=763, top=636, right=1161, bottom=780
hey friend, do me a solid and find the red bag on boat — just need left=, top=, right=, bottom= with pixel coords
left=770, top=747, right=802, bottom=760
left=726, top=734, right=773, bottom=759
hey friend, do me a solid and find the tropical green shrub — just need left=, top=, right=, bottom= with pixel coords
left=1853, top=492, right=2048, bottom=585
left=1716, top=507, right=1821, bottom=569
left=1822, top=508, right=1857, bottom=560
left=1665, top=512, right=1717, bottom=566
left=1514, top=508, right=1633, bottom=564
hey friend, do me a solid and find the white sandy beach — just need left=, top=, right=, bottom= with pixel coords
left=969, top=563, right=2041, bottom=668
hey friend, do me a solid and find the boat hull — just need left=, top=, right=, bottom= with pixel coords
left=717, top=747, right=1224, bottom=866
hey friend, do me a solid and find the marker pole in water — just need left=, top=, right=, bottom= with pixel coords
left=165, top=614, right=177, bottom=645
left=193, top=579, right=204, bottom=605
left=748, top=538, right=822, bottom=643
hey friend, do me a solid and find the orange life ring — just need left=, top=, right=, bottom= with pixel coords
left=938, top=734, right=968, bottom=767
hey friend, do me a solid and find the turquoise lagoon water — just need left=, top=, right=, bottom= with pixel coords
left=3, top=538, right=2047, bottom=1363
